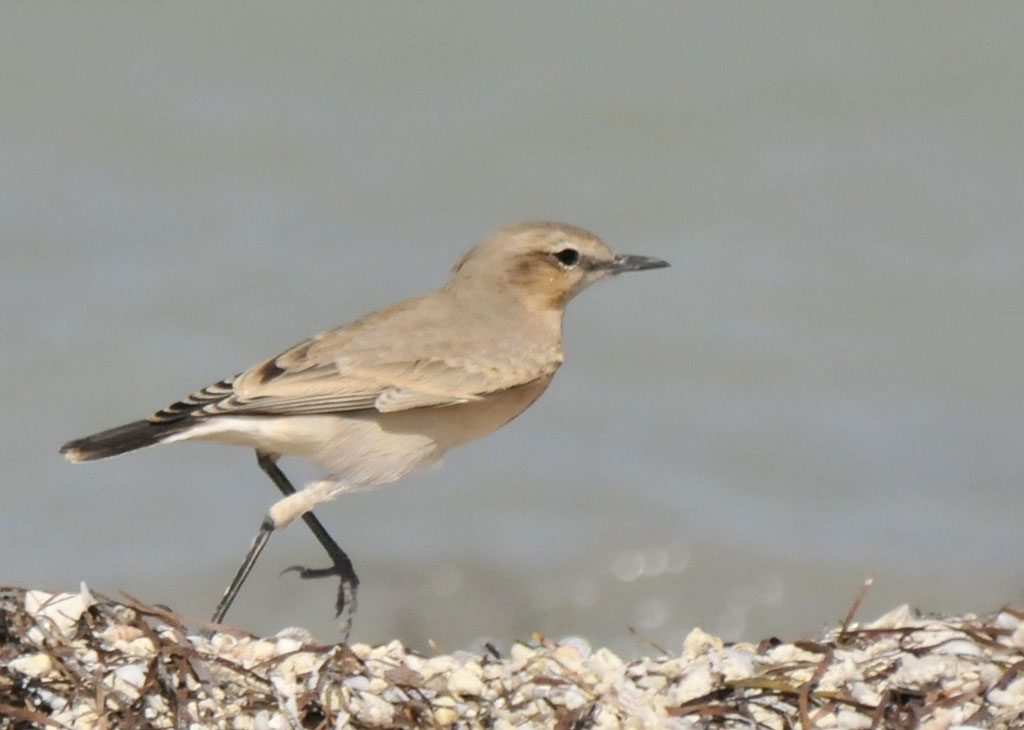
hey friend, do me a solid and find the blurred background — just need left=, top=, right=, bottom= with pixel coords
left=3, top=3, right=1023, bottom=658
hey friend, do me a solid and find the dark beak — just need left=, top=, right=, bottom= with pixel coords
left=602, top=253, right=671, bottom=274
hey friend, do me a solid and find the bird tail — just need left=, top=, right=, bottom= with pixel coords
left=60, top=419, right=191, bottom=463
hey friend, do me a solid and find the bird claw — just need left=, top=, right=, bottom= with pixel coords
left=281, top=564, right=339, bottom=580
left=281, top=562, right=359, bottom=639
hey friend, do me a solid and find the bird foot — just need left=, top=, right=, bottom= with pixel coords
left=282, top=562, right=359, bottom=639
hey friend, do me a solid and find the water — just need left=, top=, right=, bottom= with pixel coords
left=3, top=2, right=1023, bottom=657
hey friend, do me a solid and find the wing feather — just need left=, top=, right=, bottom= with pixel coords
left=149, top=290, right=562, bottom=422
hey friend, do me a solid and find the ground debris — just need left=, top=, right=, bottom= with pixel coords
left=2, top=586, right=1023, bottom=729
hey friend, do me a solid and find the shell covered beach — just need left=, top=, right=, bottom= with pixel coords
left=2, top=585, right=1023, bottom=729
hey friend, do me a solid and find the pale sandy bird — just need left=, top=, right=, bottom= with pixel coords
left=60, top=221, right=668, bottom=632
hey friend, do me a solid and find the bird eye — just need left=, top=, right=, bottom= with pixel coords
left=554, top=247, right=580, bottom=268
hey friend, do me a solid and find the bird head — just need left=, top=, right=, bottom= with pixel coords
left=449, top=221, right=669, bottom=312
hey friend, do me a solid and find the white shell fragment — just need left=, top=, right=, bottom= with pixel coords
left=23, top=584, right=95, bottom=641
left=1, top=586, right=1023, bottom=729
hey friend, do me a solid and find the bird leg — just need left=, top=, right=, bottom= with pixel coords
left=209, top=451, right=360, bottom=636
left=255, top=450, right=359, bottom=635
left=211, top=516, right=275, bottom=624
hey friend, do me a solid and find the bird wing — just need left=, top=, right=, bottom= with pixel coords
left=149, top=291, right=561, bottom=422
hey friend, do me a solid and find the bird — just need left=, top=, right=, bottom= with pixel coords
left=60, top=221, right=669, bottom=633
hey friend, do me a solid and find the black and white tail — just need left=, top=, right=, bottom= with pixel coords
left=59, top=419, right=192, bottom=463
left=60, top=377, right=238, bottom=463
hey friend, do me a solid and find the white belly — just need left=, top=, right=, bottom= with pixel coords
left=166, top=378, right=552, bottom=490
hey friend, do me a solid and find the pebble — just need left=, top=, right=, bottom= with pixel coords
left=448, top=666, right=485, bottom=695
left=3, top=586, right=1023, bottom=729
left=433, top=706, right=457, bottom=725
left=681, top=626, right=722, bottom=658
left=9, top=651, right=53, bottom=678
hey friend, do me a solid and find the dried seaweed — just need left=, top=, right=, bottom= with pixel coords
left=1, top=585, right=1023, bottom=729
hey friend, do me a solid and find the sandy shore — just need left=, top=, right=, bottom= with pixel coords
left=2, top=585, right=1023, bottom=729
